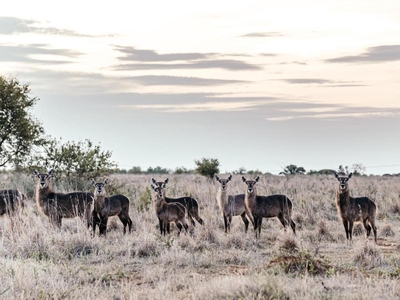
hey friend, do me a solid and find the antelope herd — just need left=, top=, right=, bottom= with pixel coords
left=0, top=170, right=379, bottom=244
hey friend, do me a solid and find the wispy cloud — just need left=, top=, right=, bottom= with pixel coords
left=114, top=59, right=260, bottom=71
left=279, top=78, right=364, bottom=87
left=114, top=46, right=210, bottom=62
left=121, top=101, right=265, bottom=113
left=126, top=75, right=247, bottom=86
left=0, top=16, right=111, bottom=37
left=0, top=44, right=82, bottom=64
left=113, top=46, right=261, bottom=71
left=240, top=32, right=284, bottom=38
left=267, top=111, right=399, bottom=121
left=325, top=45, right=400, bottom=64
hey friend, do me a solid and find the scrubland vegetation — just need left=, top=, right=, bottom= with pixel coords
left=1, top=173, right=400, bottom=299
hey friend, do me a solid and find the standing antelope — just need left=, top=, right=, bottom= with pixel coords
left=0, top=189, right=26, bottom=217
left=215, top=174, right=251, bottom=233
left=151, top=182, right=188, bottom=236
left=33, top=169, right=93, bottom=228
left=334, top=172, right=377, bottom=243
left=91, top=178, right=132, bottom=236
left=242, top=176, right=296, bottom=238
left=151, top=178, right=204, bottom=226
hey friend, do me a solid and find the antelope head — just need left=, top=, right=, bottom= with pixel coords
left=151, top=177, right=169, bottom=188
left=151, top=182, right=166, bottom=199
left=335, top=172, right=353, bottom=191
left=242, top=176, right=260, bottom=194
left=33, top=169, right=55, bottom=188
left=216, top=174, right=232, bottom=191
left=92, top=178, right=109, bottom=196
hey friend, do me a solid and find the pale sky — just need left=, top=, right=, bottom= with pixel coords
left=2, top=1, right=400, bottom=174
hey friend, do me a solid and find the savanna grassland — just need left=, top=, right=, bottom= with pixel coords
left=0, top=173, right=400, bottom=299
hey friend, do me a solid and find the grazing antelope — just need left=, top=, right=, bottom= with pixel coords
left=151, top=178, right=204, bottom=227
left=215, top=174, right=251, bottom=233
left=242, top=176, right=296, bottom=238
left=91, top=178, right=133, bottom=236
left=334, top=172, right=377, bottom=243
left=33, top=169, right=93, bottom=228
left=151, top=182, right=188, bottom=236
left=0, top=189, right=25, bottom=217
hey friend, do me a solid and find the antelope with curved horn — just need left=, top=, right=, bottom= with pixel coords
left=242, top=176, right=296, bottom=238
left=91, top=178, right=132, bottom=236
left=33, top=169, right=93, bottom=227
left=151, top=178, right=204, bottom=227
left=151, top=182, right=188, bottom=236
left=215, top=174, right=251, bottom=233
left=334, top=172, right=377, bottom=243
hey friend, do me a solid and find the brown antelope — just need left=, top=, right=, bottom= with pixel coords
left=215, top=174, right=252, bottom=233
left=91, top=178, right=133, bottom=236
left=151, top=182, right=188, bottom=236
left=151, top=178, right=204, bottom=227
left=242, top=176, right=296, bottom=238
left=0, top=189, right=26, bottom=217
left=33, top=169, right=93, bottom=228
left=334, top=172, right=377, bottom=243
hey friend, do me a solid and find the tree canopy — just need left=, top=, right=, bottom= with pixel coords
left=0, top=76, right=44, bottom=168
left=194, top=157, right=220, bottom=179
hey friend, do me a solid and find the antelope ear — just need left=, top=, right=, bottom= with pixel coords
left=348, top=173, right=353, bottom=179
left=150, top=184, right=156, bottom=191
left=33, top=170, right=39, bottom=177
left=334, top=172, right=339, bottom=179
left=255, top=176, right=260, bottom=182
left=228, top=174, right=232, bottom=181
left=91, top=178, right=96, bottom=185
left=242, top=176, right=246, bottom=182
left=48, top=169, right=55, bottom=177
left=164, top=178, right=169, bottom=184
left=151, top=178, right=157, bottom=184
left=215, top=175, right=220, bottom=181
left=104, top=178, right=109, bottom=185
left=161, top=182, right=167, bottom=189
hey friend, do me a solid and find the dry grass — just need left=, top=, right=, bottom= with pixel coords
left=0, top=173, right=400, bottom=299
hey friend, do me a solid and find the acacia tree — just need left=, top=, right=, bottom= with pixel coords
left=30, top=137, right=117, bottom=189
left=0, top=76, right=44, bottom=168
left=194, top=157, right=220, bottom=179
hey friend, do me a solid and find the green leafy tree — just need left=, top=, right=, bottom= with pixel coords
left=280, top=164, right=306, bottom=176
left=174, top=166, right=192, bottom=174
left=0, top=76, right=45, bottom=168
left=30, top=137, right=116, bottom=189
left=128, top=166, right=143, bottom=174
left=194, top=158, right=220, bottom=179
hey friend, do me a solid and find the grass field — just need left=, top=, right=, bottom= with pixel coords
left=0, top=173, right=399, bottom=299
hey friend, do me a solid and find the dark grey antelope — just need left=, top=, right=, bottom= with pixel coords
left=334, top=172, right=377, bottom=243
left=0, top=189, right=26, bottom=217
left=215, top=174, right=252, bottom=233
left=151, top=178, right=204, bottom=227
left=151, top=182, right=188, bottom=236
left=91, top=178, right=132, bottom=236
left=33, top=169, right=93, bottom=227
left=242, top=176, right=296, bottom=238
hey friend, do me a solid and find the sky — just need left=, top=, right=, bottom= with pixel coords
left=2, top=0, right=400, bottom=175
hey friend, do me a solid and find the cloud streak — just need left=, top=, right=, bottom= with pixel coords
left=0, top=44, right=82, bottom=64
left=240, top=32, right=284, bottom=38
left=0, top=16, right=111, bottom=37
left=325, top=45, right=400, bottom=63
left=126, top=75, right=247, bottom=86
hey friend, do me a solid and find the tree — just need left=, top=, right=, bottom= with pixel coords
left=280, top=164, right=306, bottom=176
left=0, top=76, right=45, bottom=168
left=30, top=137, right=117, bottom=189
left=194, top=158, right=220, bottom=179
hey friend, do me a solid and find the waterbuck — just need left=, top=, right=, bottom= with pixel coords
left=0, top=189, right=26, bottom=217
left=151, top=178, right=204, bottom=227
left=91, top=178, right=132, bottom=236
left=215, top=174, right=251, bottom=233
left=334, top=172, right=377, bottom=243
left=242, top=176, right=296, bottom=238
left=151, top=182, right=188, bottom=236
left=33, top=169, right=93, bottom=227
